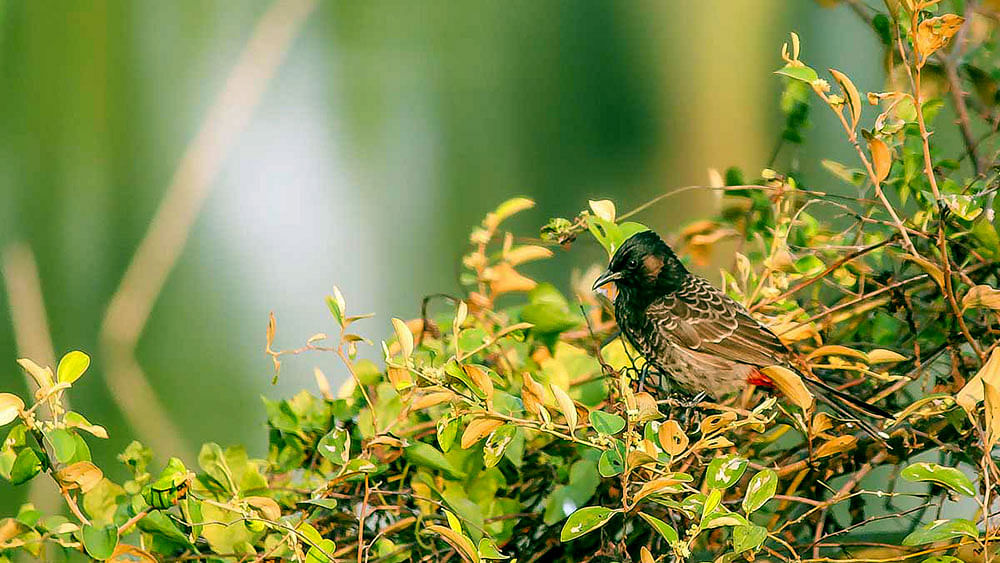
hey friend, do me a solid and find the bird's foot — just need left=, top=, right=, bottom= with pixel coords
left=661, top=391, right=707, bottom=409
left=662, top=391, right=707, bottom=426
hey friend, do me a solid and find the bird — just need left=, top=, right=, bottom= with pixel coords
left=592, top=229, right=892, bottom=440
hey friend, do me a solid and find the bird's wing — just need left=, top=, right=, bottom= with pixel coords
left=646, top=276, right=789, bottom=367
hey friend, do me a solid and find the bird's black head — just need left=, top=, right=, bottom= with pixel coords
left=592, top=230, right=688, bottom=302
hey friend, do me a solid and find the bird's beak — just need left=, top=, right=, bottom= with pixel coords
left=592, top=269, right=623, bottom=291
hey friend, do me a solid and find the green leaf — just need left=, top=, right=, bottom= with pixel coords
left=437, top=417, right=459, bottom=453
left=299, top=498, right=338, bottom=510
left=46, top=428, right=77, bottom=464
left=10, top=448, right=42, bottom=485
left=560, top=506, right=617, bottom=542
left=638, top=512, right=678, bottom=544
left=317, top=428, right=350, bottom=465
left=403, top=443, right=465, bottom=479
left=775, top=64, right=819, bottom=83
left=483, top=425, right=516, bottom=468
left=343, top=458, right=379, bottom=474
left=702, top=509, right=750, bottom=529
left=585, top=216, right=649, bottom=257
left=81, top=523, right=118, bottom=560
left=705, top=455, right=748, bottom=489
left=598, top=448, right=624, bottom=478
left=589, top=410, right=625, bottom=435
left=57, top=351, right=90, bottom=384
left=521, top=284, right=579, bottom=335
left=794, top=255, right=824, bottom=276
left=64, top=411, right=108, bottom=439
left=326, top=290, right=345, bottom=326
left=702, top=488, right=723, bottom=520
left=921, top=557, right=965, bottom=563
left=305, top=538, right=337, bottom=563
left=0, top=449, right=15, bottom=480
left=478, top=537, right=509, bottom=559
left=733, top=524, right=767, bottom=553
left=742, top=469, right=778, bottom=514
left=900, top=462, right=976, bottom=496
left=902, top=519, right=978, bottom=546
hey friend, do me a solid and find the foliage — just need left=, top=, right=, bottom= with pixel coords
left=4, top=2, right=1000, bottom=561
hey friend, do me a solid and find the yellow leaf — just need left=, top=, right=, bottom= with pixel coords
left=17, top=358, right=53, bottom=389
left=425, top=524, right=479, bottom=563
left=487, top=262, right=537, bottom=295
left=588, top=199, right=616, bottom=222
left=986, top=382, right=1000, bottom=449
left=957, top=348, right=1000, bottom=412
left=521, top=373, right=546, bottom=416
left=772, top=319, right=820, bottom=344
left=484, top=197, right=535, bottom=231
left=963, top=285, right=1000, bottom=311
left=868, top=137, right=892, bottom=183
left=56, top=351, right=90, bottom=384
left=0, top=393, right=25, bottom=426
left=811, top=412, right=834, bottom=435
left=34, top=382, right=70, bottom=402
left=634, top=392, right=663, bottom=423
left=493, top=197, right=535, bottom=223
left=109, top=545, right=157, bottom=563
left=461, top=418, right=503, bottom=449
left=337, top=375, right=357, bottom=400
left=391, top=318, right=414, bottom=358
left=807, top=345, right=868, bottom=361
left=463, top=365, right=494, bottom=400
left=627, top=450, right=657, bottom=470
left=915, top=14, right=965, bottom=65
left=640, top=546, right=654, bottom=563
left=657, top=420, right=689, bottom=456
left=454, top=300, right=468, bottom=334
left=387, top=367, right=413, bottom=391
left=904, top=254, right=945, bottom=289
left=504, top=245, right=554, bottom=266
left=411, top=391, right=457, bottom=411
left=633, top=477, right=686, bottom=504
left=313, top=368, right=333, bottom=400
left=830, top=68, right=862, bottom=130
left=762, top=366, right=815, bottom=410
left=815, top=435, right=858, bottom=458
left=695, top=436, right=735, bottom=450
left=244, top=496, right=282, bottom=520
left=550, top=383, right=578, bottom=433
left=867, top=349, right=907, bottom=364
left=699, top=412, right=738, bottom=434
left=56, top=462, right=103, bottom=493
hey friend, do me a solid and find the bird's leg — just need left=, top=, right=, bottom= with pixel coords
left=637, top=363, right=651, bottom=393
left=680, top=391, right=708, bottom=409
left=662, top=390, right=707, bottom=425
left=680, top=391, right=708, bottom=426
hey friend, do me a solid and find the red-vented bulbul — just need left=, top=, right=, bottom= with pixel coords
left=593, top=230, right=891, bottom=439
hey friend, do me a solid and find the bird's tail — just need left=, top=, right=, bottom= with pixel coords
left=802, top=376, right=893, bottom=443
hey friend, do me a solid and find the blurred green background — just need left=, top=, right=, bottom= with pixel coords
left=0, top=0, right=888, bottom=510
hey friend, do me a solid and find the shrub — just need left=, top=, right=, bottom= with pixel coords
left=3, top=3, right=1000, bottom=561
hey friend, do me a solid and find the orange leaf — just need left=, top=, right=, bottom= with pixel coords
left=461, top=417, right=503, bottom=449
left=868, top=137, right=892, bottom=183
left=915, top=14, right=965, bottom=66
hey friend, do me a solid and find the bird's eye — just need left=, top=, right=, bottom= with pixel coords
left=628, top=258, right=639, bottom=269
